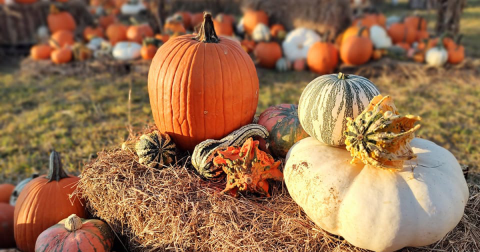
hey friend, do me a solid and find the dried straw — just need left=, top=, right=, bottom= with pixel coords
left=76, top=127, right=480, bottom=252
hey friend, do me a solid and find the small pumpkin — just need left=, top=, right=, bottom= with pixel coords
left=270, top=24, right=286, bottom=40
left=164, top=16, right=186, bottom=35
left=241, top=39, right=256, bottom=53
left=307, top=32, right=338, bottom=74
left=51, top=47, right=73, bottom=64
left=258, top=104, right=309, bottom=158
left=213, top=13, right=234, bottom=36
left=254, top=41, right=282, bottom=69
left=282, top=28, right=321, bottom=61
left=447, top=35, right=465, bottom=65
left=155, top=33, right=170, bottom=43
left=371, top=49, right=383, bottom=60
left=0, top=184, right=14, bottom=203
left=112, top=41, right=142, bottom=60
left=174, top=11, right=192, bottom=30
left=72, top=43, right=92, bottom=61
left=341, top=25, right=369, bottom=45
left=192, top=124, right=269, bottom=180
left=35, top=214, right=114, bottom=252
left=252, top=23, right=271, bottom=42
left=426, top=35, right=448, bottom=67
left=340, top=27, right=373, bottom=65
left=243, top=9, right=269, bottom=35
left=14, top=151, right=86, bottom=252
left=30, top=45, right=52, bottom=60
left=275, top=57, right=291, bottom=72
left=9, top=174, right=39, bottom=206
left=293, top=58, right=306, bottom=71
left=49, top=30, right=74, bottom=48
left=135, top=131, right=176, bottom=168
left=47, top=4, right=76, bottom=33
left=127, top=24, right=154, bottom=43
left=0, top=203, right=15, bottom=248
left=83, top=25, right=104, bottom=41
left=106, top=23, right=128, bottom=45
left=404, top=15, right=427, bottom=31
left=99, top=14, right=117, bottom=30
left=298, top=72, right=380, bottom=146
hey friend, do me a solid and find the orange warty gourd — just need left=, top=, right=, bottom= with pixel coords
left=388, top=23, right=416, bottom=44
left=307, top=36, right=339, bottom=74
left=106, top=23, right=128, bottom=45
left=340, top=27, right=373, bottom=65
left=127, top=24, right=154, bottom=43
left=47, top=5, right=76, bottom=33
left=0, top=203, right=15, bottom=249
left=191, top=12, right=204, bottom=30
left=175, top=11, right=192, bottom=30
left=30, top=45, right=53, bottom=60
left=99, top=14, right=116, bottom=30
left=243, top=9, right=269, bottom=34
left=0, top=184, right=14, bottom=203
left=148, top=13, right=259, bottom=151
left=50, top=30, right=75, bottom=48
left=83, top=26, right=104, bottom=41
left=254, top=42, right=282, bottom=69
left=14, top=151, right=86, bottom=252
left=213, top=14, right=234, bottom=36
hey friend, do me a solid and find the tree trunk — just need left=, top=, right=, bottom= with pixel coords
left=436, top=0, right=466, bottom=36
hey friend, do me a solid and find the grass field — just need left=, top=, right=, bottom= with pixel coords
left=1, top=1, right=480, bottom=184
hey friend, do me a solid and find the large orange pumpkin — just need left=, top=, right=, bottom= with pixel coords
left=106, top=23, right=128, bottom=45
left=47, top=5, right=76, bottom=33
left=340, top=27, right=373, bottom=65
left=254, top=42, right=282, bottom=69
left=127, top=24, right=154, bottom=43
left=0, top=203, right=15, bottom=249
left=213, top=14, right=234, bottom=36
left=0, top=184, right=14, bottom=203
left=243, top=9, right=269, bottom=34
left=50, top=30, right=75, bottom=48
left=35, top=214, right=114, bottom=252
left=307, top=36, right=338, bottom=74
left=30, top=44, right=53, bottom=60
left=14, top=151, right=86, bottom=252
left=148, top=13, right=259, bottom=151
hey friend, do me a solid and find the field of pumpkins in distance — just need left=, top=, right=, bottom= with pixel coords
left=1, top=0, right=480, bottom=252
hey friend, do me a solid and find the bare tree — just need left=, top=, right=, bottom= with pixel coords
left=436, top=0, right=467, bottom=36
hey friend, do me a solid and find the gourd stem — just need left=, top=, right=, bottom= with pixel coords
left=194, top=12, right=219, bottom=43
left=456, top=34, right=463, bottom=47
left=417, top=16, right=425, bottom=31
left=65, top=214, right=82, bottom=232
left=46, top=150, right=70, bottom=182
left=437, top=32, right=447, bottom=48
left=338, top=72, right=348, bottom=80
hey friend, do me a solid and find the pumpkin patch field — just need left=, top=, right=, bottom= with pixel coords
left=1, top=0, right=480, bottom=251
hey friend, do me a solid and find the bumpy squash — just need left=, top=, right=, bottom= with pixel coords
left=298, top=73, right=380, bottom=146
left=136, top=131, right=176, bottom=168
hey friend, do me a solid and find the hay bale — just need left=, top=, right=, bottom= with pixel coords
left=242, top=0, right=351, bottom=40
left=76, top=126, right=480, bottom=252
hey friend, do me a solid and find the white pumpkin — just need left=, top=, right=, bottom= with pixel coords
left=426, top=46, right=448, bottom=67
left=121, top=0, right=146, bottom=15
left=285, top=137, right=468, bottom=252
left=298, top=73, right=380, bottom=146
left=87, top=37, right=106, bottom=51
left=252, top=23, right=271, bottom=42
left=370, top=25, right=392, bottom=49
left=112, top=42, right=141, bottom=60
left=275, top=58, right=291, bottom=72
left=236, top=17, right=245, bottom=34
left=282, top=28, right=321, bottom=61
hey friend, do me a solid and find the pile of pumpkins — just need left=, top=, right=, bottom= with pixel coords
left=0, top=151, right=116, bottom=251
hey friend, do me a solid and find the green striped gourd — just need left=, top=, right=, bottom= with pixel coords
left=298, top=72, right=380, bottom=146
left=192, top=124, right=269, bottom=180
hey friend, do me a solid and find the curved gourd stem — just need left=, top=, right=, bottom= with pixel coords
left=195, top=12, right=219, bottom=43
left=46, top=150, right=70, bottom=182
left=357, top=26, right=367, bottom=38
left=337, top=72, right=349, bottom=80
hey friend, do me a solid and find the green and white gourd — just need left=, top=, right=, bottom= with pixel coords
left=298, top=72, right=380, bottom=146
left=252, top=23, right=271, bottom=42
left=425, top=38, right=448, bottom=67
left=9, top=174, right=39, bottom=206
left=192, top=124, right=269, bottom=180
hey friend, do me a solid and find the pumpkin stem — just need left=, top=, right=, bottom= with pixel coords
left=455, top=34, right=463, bottom=47
left=49, top=4, right=60, bottom=14
left=195, top=12, right=219, bottom=43
left=357, top=27, right=367, bottom=37
left=337, top=72, right=348, bottom=80
left=436, top=32, right=447, bottom=48
left=65, top=214, right=83, bottom=232
left=46, top=150, right=70, bottom=182
left=417, top=16, right=425, bottom=31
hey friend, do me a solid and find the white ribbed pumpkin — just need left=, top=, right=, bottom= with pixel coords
left=426, top=46, right=448, bottom=67
left=284, top=137, right=468, bottom=252
left=370, top=25, right=392, bottom=49
left=112, top=42, right=141, bottom=60
left=298, top=73, right=380, bottom=146
left=282, top=28, right=321, bottom=61
left=252, top=23, right=271, bottom=42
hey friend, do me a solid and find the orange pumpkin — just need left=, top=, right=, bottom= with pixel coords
left=241, top=39, right=256, bottom=53
left=164, top=18, right=186, bottom=35
left=175, top=11, right=192, bottom=30
left=341, top=25, right=369, bottom=45
left=388, top=23, right=416, bottom=44
left=14, top=151, right=86, bottom=252
left=155, top=34, right=170, bottom=43
left=376, top=13, right=386, bottom=27
left=191, top=12, right=204, bottom=30
left=0, top=184, right=14, bottom=203
left=307, top=39, right=338, bottom=74
left=340, top=27, right=373, bottom=65
left=270, top=24, right=285, bottom=38
left=243, top=9, right=269, bottom=34
left=0, top=203, right=15, bottom=249
left=99, top=14, right=116, bottom=30
left=213, top=14, right=234, bottom=36
left=372, top=49, right=383, bottom=60
left=448, top=35, right=465, bottom=64
left=30, top=45, right=53, bottom=60
left=47, top=5, right=76, bottom=33
left=141, top=44, right=158, bottom=60
left=83, top=26, right=104, bottom=41
left=51, top=47, right=73, bottom=64
left=428, top=36, right=455, bottom=50
left=293, top=58, right=306, bottom=71
left=148, top=13, right=259, bottom=151
left=416, top=30, right=429, bottom=42
left=35, top=214, right=114, bottom=252
left=50, top=30, right=75, bottom=48
left=106, top=23, right=128, bottom=45
left=413, top=52, right=425, bottom=63
left=353, top=14, right=378, bottom=28
left=254, top=42, right=282, bottom=69
left=404, top=16, right=427, bottom=31
left=127, top=24, right=154, bottom=43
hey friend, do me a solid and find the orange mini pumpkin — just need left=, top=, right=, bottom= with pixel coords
left=388, top=23, right=416, bottom=44
left=51, top=47, right=73, bottom=64
left=164, top=17, right=186, bottom=35
left=47, top=5, right=76, bottom=33
left=50, top=30, right=75, bottom=48
left=148, top=13, right=259, bottom=151
left=448, top=35, right=465, bottom=64
left=83, top=26, right=104, bottom=41
left=127, top=24, right=154, bottom=43
left=0, top=184, right=14, bottom=203
left=340, top=27, right=373, bottom=65
left=270, top=24, right=285, bottom=39
left=155, top=33, right=170, bottom=43
left=174, top=11, right=192, bottom=30
left=243, top=9, right=269, bottom=35
left=241, top=39, right=256, bottom=53
left=254, top=42, right=282, bottom=69
left=106, top=23, right=128, bottom=45
left=14, top=151, right=86, bottom=252
left=30, top=44, right=53, bottom=60
left=307, top=35, right=338, bottom=74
